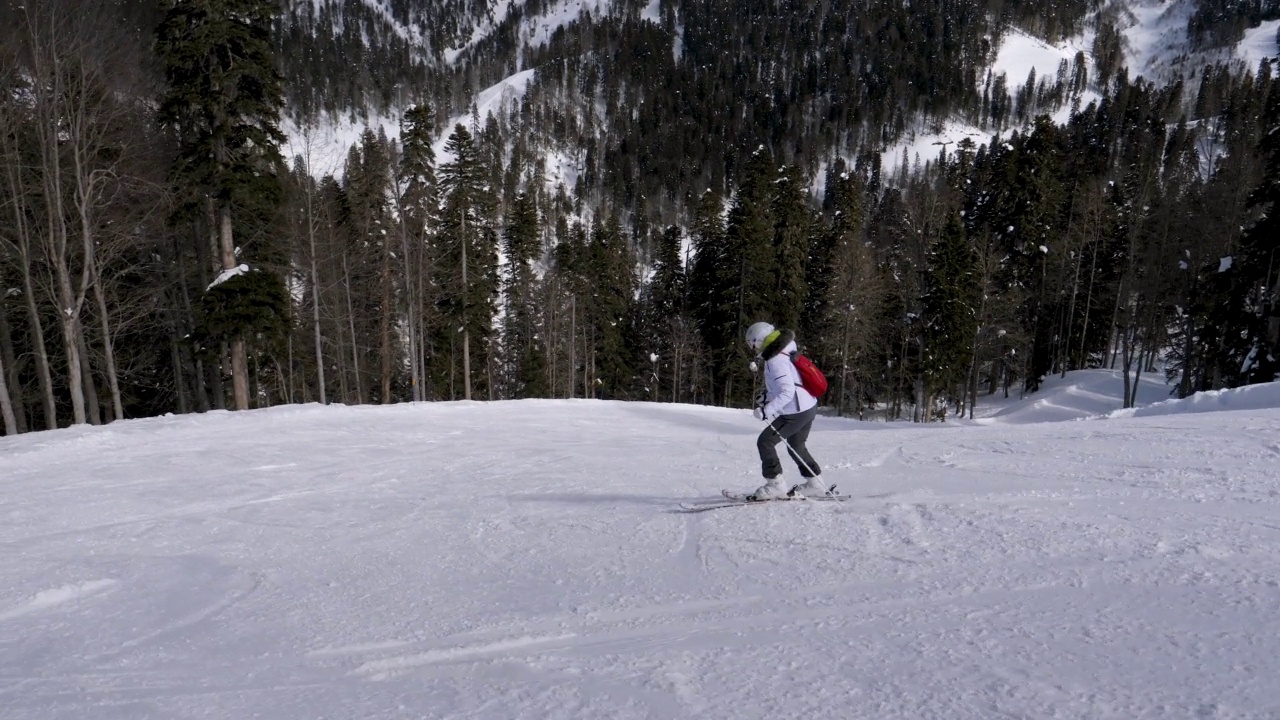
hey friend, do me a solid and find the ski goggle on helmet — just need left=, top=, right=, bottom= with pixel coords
left=745, top=321, right=776, bottom=352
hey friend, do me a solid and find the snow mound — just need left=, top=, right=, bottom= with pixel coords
left=975, top=369, right=1173, bottom=424
left=974, top=368, right=1280, bottom=424
left=1108, top=380, right=1280, bottom=418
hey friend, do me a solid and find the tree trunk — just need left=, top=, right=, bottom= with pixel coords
left=380, top=231, right=392, bottom=404
left=160, top=232, right=190, bottom=416
left=170, top=333, right=189, bottom=414
left=546, top=281, right=557, bottom=398
left=90, top=255, right=124, bottom=421
left=488, top=338, right=496, bottom=401
left=280, top=347, right=292, bottom=404
left=0, top=296, right=28, bottom=433
left=219, top=206, right=249, bottom=410
left=307, top=196, right=327, bottom=405
left=967, top=267, right=990, bottom=420
left=672, top=341, right=680, bottom=404
left=568, top=294, right=576, bottom=399
left=1120, top=321, right=1136, bottom=409
left=76, top=329, right=101, bottom=424
left=914, top=375, right=927, bottom=423
left=42, top=106, right=87, bottom=424
left=1108, top=278, right=1125, bottom=370
left=68, top=77, right=122, bottom=421
left=177, top=228, right=210, bottom=413
left=1130, top=343, right=1145, bottom=408
left=396, top=203, right=418, bottom=403
left=0, top=349, right=16, bottom=435
left=967, top=328, right=981, bottom=421
left=1062, top=242, right=1083, bottom=377
left=248, top=349, right=261, bottom=406
left=230, top=336, right=250, bottom=409
left=334, top=298, right=349, bottom=404
left=56, top=289, right=88, bottom=425
left=204, top=210, right=227, bottom=410
left=342, top=251, right=363, bottom=404
left=461, top=211, right=472, bottom=401
left=1179, top=288, right=1196, bottom=398
left=839, top=311, right=852, bottom=417
left=3, top=159, right=57, bottom=429
left=207, top=353, right=225, bottom=410
left=1076, top=239, right=1099, bottom=369
left=448, top=328, right=457, bottom=400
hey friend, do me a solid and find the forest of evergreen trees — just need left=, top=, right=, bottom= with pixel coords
left=0, top=0, right=1278, bottom=435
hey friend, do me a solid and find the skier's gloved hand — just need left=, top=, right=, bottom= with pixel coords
left=754, top=388, right=767, bottom=409
left=753, top=406, right=766, bottom=421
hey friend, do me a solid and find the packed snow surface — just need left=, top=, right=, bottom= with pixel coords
left=3, top=371, right=1280, bottom=719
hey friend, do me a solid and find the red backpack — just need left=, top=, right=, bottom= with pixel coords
left=789, top=352, right=828, bottom=397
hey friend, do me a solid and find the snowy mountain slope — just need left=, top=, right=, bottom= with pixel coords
left=3, top=379, right=1280, bottom=719
left=885, top=1, right=1280, bottom=174
left=509, top=0, right=618, bottom=58
left=884, top=26, right=1101, bottom=175
left=1240, top=18, right=1280, bottom=68
left=289, top=0, right=1278, bottom=188
left=1118, top=0, right=1280, bottom=83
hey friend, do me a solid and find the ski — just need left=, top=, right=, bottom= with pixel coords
left=721, top=485, right=847, bottom=502
left=676, top=486, right=850, bottom=513
left=675, top=501, right=761, bottom=513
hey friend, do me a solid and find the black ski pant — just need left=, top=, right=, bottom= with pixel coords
left=757, top=406, right=820, bottom=480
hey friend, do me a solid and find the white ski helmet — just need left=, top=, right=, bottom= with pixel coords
left=745, top=321, right=776, bottom=352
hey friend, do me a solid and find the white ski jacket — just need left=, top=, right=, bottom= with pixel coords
left=762, top=339, right=817, bottom=420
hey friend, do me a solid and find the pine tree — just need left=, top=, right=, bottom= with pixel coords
left=585, top=216, right=636, bottom=399
left=156, top=0, right=287, bottom=410
left=714, top=146, right=777, bottom=405
left=550, top=219, right=591, bottom=398
left=436, top=124, right=498, bottom=400
left=922, top=212, right=979, bottom=416
left=772, top=165, right=811, bottom=332
left=1216, top=84, right=1280, bottom=385
left=994, top=117, right=1067, bottom=390
left=810, top=169, right=882, bottom=417
left=688, top=189, right=726, bottom=326
left=344, top=128, right=398, bottom=403
left=688, top=188, right=730, bottom=400
left=400, top=105, right=439, bottom=218
left=501, top=192, right=547, bottom=398
left=396, top=103, right=440, bottom=401
left=639, top=225, right=687, bottom=401
left=726, top=147, right=778, bottom=332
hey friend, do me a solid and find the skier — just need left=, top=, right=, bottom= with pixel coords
left=743, top=321, right=831, bottom=500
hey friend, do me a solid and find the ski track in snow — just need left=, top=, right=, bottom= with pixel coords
left=2, top=373, right=1280, bottom=718
left=0, top=580, right=118, bottom=622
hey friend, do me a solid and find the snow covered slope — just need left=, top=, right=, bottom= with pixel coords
left=1119, top=0, right=1280, bottom=83
left=971, top=368, right=1174, bottom=423
left=886, top=1, right=1280, bottom=174
left=293, top=0, right=1279, bottom=189
left=3, top=378, right=1280, bottom=718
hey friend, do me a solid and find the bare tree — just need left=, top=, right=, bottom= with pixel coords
left=284, top=122, right=342, bottom=406
left=0, top=281, right=16, bottom=433
left=6, top=0, right=148, bottom=425
left=0, top=100, right=59, bottom=430
left=17, top=2, right=94, bottom=424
